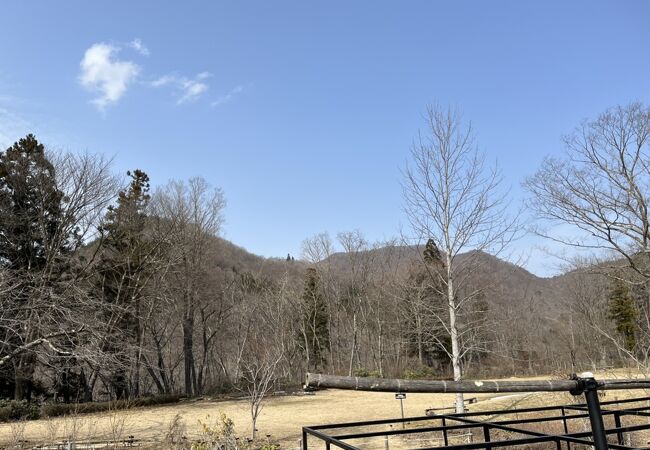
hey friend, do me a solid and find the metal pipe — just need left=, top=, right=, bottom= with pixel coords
left=582, top=378, right=608, bottom=450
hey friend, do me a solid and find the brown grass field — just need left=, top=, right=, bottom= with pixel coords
left=0, top=369, right=645, bottom=448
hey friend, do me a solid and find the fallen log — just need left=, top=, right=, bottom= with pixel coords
left=305, top=372, right=650, bottom=393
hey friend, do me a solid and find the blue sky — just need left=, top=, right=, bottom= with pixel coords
left=1, top=1, right=649, bottom=276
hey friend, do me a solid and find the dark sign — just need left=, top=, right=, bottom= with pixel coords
left=395, top=393, right=406, bottom=400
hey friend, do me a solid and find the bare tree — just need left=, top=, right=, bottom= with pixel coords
left=402, top=105, right=519, bottom=413
left=525, top=103, right=650, bottom=371
left=336, top=230, right=375, bottom=376
left=152, top=177, right=226, bottom=396
left=526, top=103, right=650, bottom=279
left=301, top=233, right=339, bottom=371
left=237, top=278, right=287, bottom=440
left=0, top=137, right=121, bottom=400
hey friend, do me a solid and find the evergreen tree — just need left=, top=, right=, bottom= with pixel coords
left=0, top=135, right=74, bottom=399
left=0, top=134, right=72, bottom=270
left=608, top=279, right=638, bottom=352
left=423, top=238, right=442, bottom=265
left=300, top=268, right=329, bottom=370
left=403, top=243, right=448, bottom=369
left=96, top=169, right=153, bottom=398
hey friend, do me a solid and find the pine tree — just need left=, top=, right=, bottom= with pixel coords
left=300, top=268, right=329, bottom=370
left=423, top=238, right=442, bottom=265
left=608, top=279, right=638, bottom=352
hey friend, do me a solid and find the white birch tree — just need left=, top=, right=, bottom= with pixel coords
left=402, top=105, right=519, bottom=413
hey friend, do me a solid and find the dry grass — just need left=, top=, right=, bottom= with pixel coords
left=0, top=369, right=646, bottom=448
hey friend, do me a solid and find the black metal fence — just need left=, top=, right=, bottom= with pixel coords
left=302, top=376, right=650, bottom=450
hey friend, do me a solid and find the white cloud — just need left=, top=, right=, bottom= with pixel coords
left=211, top=85, right=244, bottom=107
left=178, top=79, right=209, bottom=104
left=129, top=38, right=150, bottom=56
left=150, top=75, right=176, bottom=87
left=150, top=73, right=211, bottom=104
left=79, top=43, right=140, bottom=110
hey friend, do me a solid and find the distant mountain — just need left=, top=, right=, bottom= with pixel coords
left=324, top=244, right=555, bottom=297
left=210, top=238, right=579, bottom=320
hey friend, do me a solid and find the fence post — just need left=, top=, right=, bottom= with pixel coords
left=483, top=424, right=491, bottom=450
left=570, top=375, right=608, bottom=450
left=613, top=412, right=623, bottom=446
left=302, top=429, right=308, bottom=450
left=441, top=417, right=449, bottom=446
left=561, top=406, right=571, bottom=450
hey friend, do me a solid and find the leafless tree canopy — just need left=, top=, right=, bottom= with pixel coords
left=526, top=103, right=650, bottom=277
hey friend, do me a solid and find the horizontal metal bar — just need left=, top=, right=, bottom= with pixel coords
left=332, top=422, right=480, bottom=440
left=304, top=427, right=360, bottom=450
left=307, top=414, right=437, bottom=430
left=440, top=413, right=601, bottom=447
left=331, top=411, right=603, bottom=440
left=415, top=434, right=571, bottom=450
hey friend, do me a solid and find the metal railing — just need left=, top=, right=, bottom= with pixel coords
left=302, top=374, right=650, bottom=450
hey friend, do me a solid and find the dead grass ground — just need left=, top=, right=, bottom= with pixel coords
left=0, top=369, right=646, bottom=448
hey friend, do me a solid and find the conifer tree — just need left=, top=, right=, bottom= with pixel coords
left=300, top=268, right=329, bottom=370
left=608, top=279, right=638, bottom=352
left=0, top=135, right=73, bottom=399
left=96, top=169, right=154, bottom=398
left=0, top=134, right=71, bottom=270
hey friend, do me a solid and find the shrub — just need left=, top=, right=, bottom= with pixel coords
left=403, top=366, right=439, bottom=380
left=352, top=368, right=381, bottom=378
left=0, top=399, right=40, bottom=421
left=40, top=394, right=182, bottom=419
left=192, top=413, right=239, bottom=450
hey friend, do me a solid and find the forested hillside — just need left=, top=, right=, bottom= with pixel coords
left=1, top=122, right=648, bottom=408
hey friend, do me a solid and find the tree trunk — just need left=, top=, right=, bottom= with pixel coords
left=348, top=313, right=357, bottom=376
left=183, top=316, right=194, bottom=396
left=416, top=314, right=423, bottom=365
left=446, top=259, right=464, bottom=414
left=378, top=321, right=384, bottom=377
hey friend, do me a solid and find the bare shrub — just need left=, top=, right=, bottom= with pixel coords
left=163, top=413, right=187, bottom=449
left=106, top=404, right=129, bottom=447
left=8, top=419, right=26, bottom=449
left=192, top=413, right=242, bottom=450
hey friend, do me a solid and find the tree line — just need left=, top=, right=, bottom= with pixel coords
left=1, top=103, right=650, bottom=419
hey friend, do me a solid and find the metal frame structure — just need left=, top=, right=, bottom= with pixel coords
left=302, top=376, right=650, bottom=450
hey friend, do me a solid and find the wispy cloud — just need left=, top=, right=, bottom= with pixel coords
left=79, top=43, right=140, bottom=110
left=151, top=72, right=211, bottom=104
left=211, top=85, right=244, bottom=107
left=78, top=39, right=213, bottom=109
left=150, top=75, right=176, bottom=88
left=129, top=38, right=150, bottom=56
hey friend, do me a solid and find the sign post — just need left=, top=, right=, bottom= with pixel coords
left=395, top=393, right=406, bottom=429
